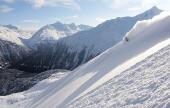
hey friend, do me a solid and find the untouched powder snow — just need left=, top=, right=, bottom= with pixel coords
left=24, top=12, right=170, bottom=108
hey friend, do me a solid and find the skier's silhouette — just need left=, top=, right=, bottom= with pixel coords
left=125, top=37, right=129, bottom=42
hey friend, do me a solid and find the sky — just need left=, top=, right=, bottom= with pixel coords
left=0, top=0, right=170, bottom=31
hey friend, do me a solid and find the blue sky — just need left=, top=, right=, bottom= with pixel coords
left=0, top=0, right=170, bottom=30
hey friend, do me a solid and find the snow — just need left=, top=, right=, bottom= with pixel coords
left=3, top=25, right=34, bottom=39
left=29, top=22, right=91, bottom=45
left=69, top=40, right=170, bottom=108
left=21, top=12, right=170, bottom=108
left=61, top=6, right=162, bottom=54
left=0, top=26, right=24, bottom=45
left=0, top=71, right=70, bottom=108
left=0, top=25, right=33, bottom=46
left=0, top=10, right=169, bottom=108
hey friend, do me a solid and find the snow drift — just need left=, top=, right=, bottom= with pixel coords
left=23, top=12, right=170, bottom=108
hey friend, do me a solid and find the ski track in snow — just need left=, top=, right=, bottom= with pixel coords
left=69, top=42, right=170, bottom=108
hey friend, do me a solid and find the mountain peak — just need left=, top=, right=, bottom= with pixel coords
left=53, top=21, right=64, bottom=26
left=135, top=6, right=162, bottom=19
left=148, top=6, right=162, bottom=12
left=3, top=24, right=18, bottom=30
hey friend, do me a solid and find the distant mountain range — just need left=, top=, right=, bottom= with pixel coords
left=28, top=22, right=92, bottom=46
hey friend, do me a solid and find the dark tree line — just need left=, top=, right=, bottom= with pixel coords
left=11, top=41, right=98, bottom=73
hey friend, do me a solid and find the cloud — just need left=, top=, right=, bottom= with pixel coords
left=0, top=5, right=14, bottom=13
left=96, top=17, right=106, bottom=22
left=25, top=0, right=80, bottom=10
left=2, top=0, right=15, bottom=3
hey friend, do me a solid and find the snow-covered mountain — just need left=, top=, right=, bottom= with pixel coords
left=13, top=6, right=162, bottom=73
left=0, top=25, right=31, bottom=68
left=29, top=22, right=91, bottom=45
left=0, top=26, right=24, bottom=45
left=2, top=25, right=34, bottom=40
left=1, top=11, right=170, bottom=108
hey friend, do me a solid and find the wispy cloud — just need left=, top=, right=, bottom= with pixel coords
left=25, top=0, right=80, bottom=10
left=0, top=5, right=14, bottom=13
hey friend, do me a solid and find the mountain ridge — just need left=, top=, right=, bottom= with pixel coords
left=13, top=6, right=163, bottom=73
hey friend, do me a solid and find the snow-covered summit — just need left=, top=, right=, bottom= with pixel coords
left=29, top=22, right=91, bottom=44
left=0, top=24, right=34, bottom=42
left=135, top=6, right=162, bottom=19
left=0, top=26, right=24, bottom=45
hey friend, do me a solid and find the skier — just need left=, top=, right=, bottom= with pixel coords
left=125, top=37, right=129, bottom=42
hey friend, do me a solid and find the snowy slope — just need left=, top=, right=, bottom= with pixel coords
left=29, top=22, right=91, bottom=45
left=69, top=36, right=170, bottom=108
left=23, top=12, right=170, bottom=108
